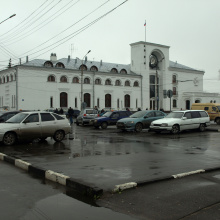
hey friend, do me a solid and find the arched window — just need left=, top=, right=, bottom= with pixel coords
left=60, top=76, right=67, bottom=83
left=117, top=99, right=120, bottom=109
left=125, top=80, right=130, bottom=86
left=6, top=76, right=9, bottom=82
left=124, top=94, right=130, bottom=108
left=90, top=66, right=98, bottom=72
left=172, top=74, right=177, bottom=83
left=173, top=87, right=177, bottom=95
left=105, top=94, right=111, bottom=108
left=48, top=75, right=55, bottom=82
left=95, top=78, right=101, bottom=85
left=120, top=69, right=127, bottom=74
left=111, top=68, right=118, bottom=73
left=60, top=92, right=67, bottom=107
left=79, top=64, right=87, bottom=71
left=134, top=81, right=139, bottom=87
left=105, top=79, right=111, bottom=85
left=84, top=93, right=90, bottom=107
left=44, top=61, right=53, bottom=67
left=173, top=99, right=177, bottom=108
left=115, top=80, right=121, bottom=86
left=55, top=62, right=65, bottom=68
left=73, top=77, right=79, bottom=83
left=84, top=77, right=90, bottom=84
left=195, top=100, right=201, bottom=103
left=3, top=77, right=5, bottom=83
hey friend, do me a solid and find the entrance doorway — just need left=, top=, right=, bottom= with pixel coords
left=60, top=92, right=67, bottom=107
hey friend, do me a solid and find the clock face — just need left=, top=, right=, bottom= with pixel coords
left=149, top=54, right=158, bottom=68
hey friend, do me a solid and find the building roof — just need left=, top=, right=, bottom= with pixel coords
left=21, top=56, right=201, bottom=74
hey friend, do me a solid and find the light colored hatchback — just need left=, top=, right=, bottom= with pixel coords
left=0, top=111, right=71, bottom=146
left=150, top=110, right=210, bottom=134
left=76, top=108, right=99, bottom=126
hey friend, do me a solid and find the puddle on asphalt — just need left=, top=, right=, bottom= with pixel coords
left=22, top=193, right=137, bottom=220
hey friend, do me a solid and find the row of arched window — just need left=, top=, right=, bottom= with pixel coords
left=44, top=61, right=128, bottom=74
left=48, top=75, right=140, bottom=87
left=0, top=74, right=15, bottom=84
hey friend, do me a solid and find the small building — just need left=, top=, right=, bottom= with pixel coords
left=0, top=41, right=219, bottom=111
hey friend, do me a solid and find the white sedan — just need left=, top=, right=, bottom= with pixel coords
left=0, top=111, right=71, bottom=146
left=150, top=110, right=210, bottom=134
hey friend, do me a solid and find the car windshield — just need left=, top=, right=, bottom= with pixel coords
left=102, top=112, right=112, bottom=117
left=166, top=112, right=184, bottom=118
left=6, top=113, right=29, bottom=123
left=129, top=111, right=147, bottom=118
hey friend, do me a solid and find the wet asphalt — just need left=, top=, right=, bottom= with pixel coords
left=0, top=121, right=220, bottom=193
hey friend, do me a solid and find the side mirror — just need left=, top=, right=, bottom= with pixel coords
left=182, top=117, right=187, bottom=120
left=144, top=116, right=148, bottom=118
left=23, top=120, right=30, bottom=124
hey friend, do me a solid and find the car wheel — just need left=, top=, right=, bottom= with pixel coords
left=53, top=130, right=65, bottom=142
left=216, top=118, right=220, bottom=125
left=3, top=132, right=16, bottom=146
left=199, top=124, right=206, bottom=132
left=101, top=122, right=108, bottom=129
left=76, top=121, right=79, bottom=126
left=171, top=124, right=180, bottom=134
left=135, top=123, right=143, bottom=132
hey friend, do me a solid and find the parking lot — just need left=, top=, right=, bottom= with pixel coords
left=1, top=122, right=220, bottom=193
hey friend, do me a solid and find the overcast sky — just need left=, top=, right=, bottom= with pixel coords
left=1, top=0, right=220, bottom=87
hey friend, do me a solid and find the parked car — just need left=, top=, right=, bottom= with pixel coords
left=116, top=110, right=166, bottom=132
left=76, top=109, right=99, bottom=126
left=91, top=110, right=132, bottom=129
left=150, top=110, right=210, bottom=134
left=0, top=110, right=23, bottom=123
left=0, top=111, right=71, bottom=146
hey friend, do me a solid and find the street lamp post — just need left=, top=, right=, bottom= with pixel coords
left=80, top=50, right=91, bottom=110
left=0, top=14, right=16, bottom=25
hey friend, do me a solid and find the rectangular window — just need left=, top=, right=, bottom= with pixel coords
left=97, top=98, right=100, bottom=108
left=75, top=98, right=77, bottom=108
left=14, top=95, right=17, bottom=107
left=50, top=97, right=53, bottom=108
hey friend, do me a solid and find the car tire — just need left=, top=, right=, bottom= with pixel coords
left=101, top=122, right=108, bottom=129
left=171, top=124, right=180, bottom=134
left=216, top=118, right=220, bottom=125
left=199, top=123, right=206, bottom=132
left=3, top=132, right=16, bottom=146
left=76, top=121, right=79, bottom=126
left=53, top=130, right=65, bottom=142
left=135, top=123, right=143, bottom=132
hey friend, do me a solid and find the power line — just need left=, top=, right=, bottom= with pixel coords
left=4, top=0, right=79, bottom=46
left=1, top=0, right=62, bottom=43
left=0, top=0, right=50, bottom=40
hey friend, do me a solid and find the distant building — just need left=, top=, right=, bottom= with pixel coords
left=0, top=41, right=220, bottom=111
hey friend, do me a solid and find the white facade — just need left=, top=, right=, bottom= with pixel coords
left=0, top=41, right=219, bottom=111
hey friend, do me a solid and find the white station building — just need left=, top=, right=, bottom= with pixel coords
left=0, top=41, right=219, bottom=111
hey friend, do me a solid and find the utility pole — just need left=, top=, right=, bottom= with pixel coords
left=80, top=50, right=91, bottom=110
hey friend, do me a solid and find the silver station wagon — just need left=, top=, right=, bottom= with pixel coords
left=0, top=111, right=71, bottom=146
left=150, top=110, right=210, bottom=134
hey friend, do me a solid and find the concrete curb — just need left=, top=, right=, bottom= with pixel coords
left=0, top=153, right=103, bottom=198
left=112, top=168, right=220, bottom=192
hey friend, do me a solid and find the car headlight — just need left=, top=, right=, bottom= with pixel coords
left=94, top=120, right=97, bottom=123
left=161, top=123, right=168, bottom=127
left=126, top=121, right=134, bottom=124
